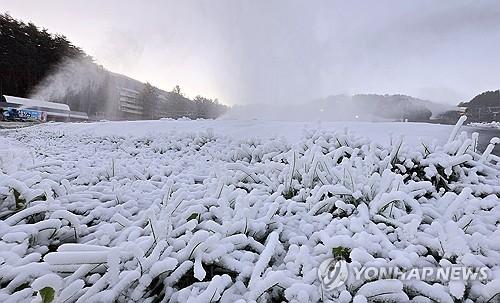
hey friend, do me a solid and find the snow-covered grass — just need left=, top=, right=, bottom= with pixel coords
left=469, top=121, right=500, bottom=129
left=0, top=119, right=499, bottom=302
left=32, top=119, right=455, bottom=147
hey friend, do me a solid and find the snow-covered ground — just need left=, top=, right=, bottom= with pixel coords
left=1, top=119, right=500, bottom=302
left=33, top=119, right=455, bottom=147
left=469, top=121, right=500, bottom=129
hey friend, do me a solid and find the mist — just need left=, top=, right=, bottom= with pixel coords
left=30, top=57, right=106, bottom=102
left=221, top=94, right=454, bottom=122
left=5, top=0, right=500, bottom=108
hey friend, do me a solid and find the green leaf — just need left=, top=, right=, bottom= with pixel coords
left=29, top=193, right=47, bottom=203
left=187, top=213, right=199, bottom=221
left=12, top=188, right=26, bottom=211
left=13, top=282, right=30, bottom=293
left=332, top=246, right=351, bottom=261
left=39, top=287, right=55, bottom=303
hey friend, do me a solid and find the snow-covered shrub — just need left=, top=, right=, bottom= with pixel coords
left=0, top=117, right=499, bottom=302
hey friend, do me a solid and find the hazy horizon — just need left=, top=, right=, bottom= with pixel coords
left=2, top=0, right=500, bottom=106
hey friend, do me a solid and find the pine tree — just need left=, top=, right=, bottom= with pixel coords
left=139, top=83, right=159, bottom=120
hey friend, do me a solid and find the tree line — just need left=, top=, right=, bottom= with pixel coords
left=0, top=13, right=86, bottom=98
left=140, top=83, right=227, bottom=120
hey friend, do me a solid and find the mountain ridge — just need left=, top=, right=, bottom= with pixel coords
left=223, top=93, right=452, bottom=122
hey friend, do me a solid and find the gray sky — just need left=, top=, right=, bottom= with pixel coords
left=2, top=0, right=500, bottom=105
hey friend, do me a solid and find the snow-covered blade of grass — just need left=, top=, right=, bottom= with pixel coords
left=0, top=119, right=499, bottom=302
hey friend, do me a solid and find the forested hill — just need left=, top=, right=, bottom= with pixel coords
left=458, top=90, right=500, bottom=108
left=0, top=13, right=88, bottom=97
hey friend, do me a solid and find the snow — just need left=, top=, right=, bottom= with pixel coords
left=31, top=273, right=63, bottom=291
left=0, top=118, right=499, bottom=302
left=26, top=119, right=454, bottom=146
left=0, top=137, right=33, bottom=174
left=469, top=121, right=500, bottom=129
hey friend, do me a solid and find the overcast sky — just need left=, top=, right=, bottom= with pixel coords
left=2, top=0, right=500, bottom=105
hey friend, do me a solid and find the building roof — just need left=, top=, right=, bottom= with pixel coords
left=3, top=95, right=70, bottom=111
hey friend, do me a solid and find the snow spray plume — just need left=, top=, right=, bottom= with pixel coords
left=30, top=57, right=106, bottom=102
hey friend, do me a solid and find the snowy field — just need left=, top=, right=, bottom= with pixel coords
left=470, top=122, right=500, bottom=129
left=1, top=118, right=500, bottom=302
left=28, top=119, right=456, bottom=146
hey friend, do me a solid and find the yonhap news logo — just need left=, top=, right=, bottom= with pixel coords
left=317, top=259, right=349, bottom=290
left=318, top=258, right=490, bottom=290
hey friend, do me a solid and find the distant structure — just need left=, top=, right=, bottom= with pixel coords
left=116, top=87, right=143, bottom=119
left=434, top=106, right=466, bottom=124
left=97, top=74, right=213, bottom=121
left=458, top=90, right=500, bottom=123
left=1, top=95, right=88, bottom=122
left=108, top=87, right=195, bottom=120
left=96, top=73, right=145, bottom=120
